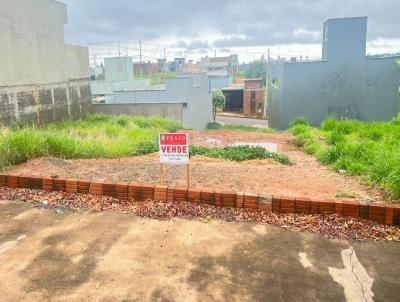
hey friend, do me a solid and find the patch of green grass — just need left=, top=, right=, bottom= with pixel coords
left=289, top=115, right=400, bottom=199
left=191, top=145, right=291, bottom=165
left=0, top=114, right=182, bottom=169
left=206, top=122, right=275, bottom=133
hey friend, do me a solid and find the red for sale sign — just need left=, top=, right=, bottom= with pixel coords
left=159, top=133, right=189, bottom=164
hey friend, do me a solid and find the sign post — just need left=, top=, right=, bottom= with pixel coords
left=159, top=133, right=190, bottom=187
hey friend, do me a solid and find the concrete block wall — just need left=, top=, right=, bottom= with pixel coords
left=92, top=103, right=183, bottom=123
left=268, top=17, right=400, bottom=130
left=0, top=0, right=92, bottom=126
left=0, top=79, right=92, bottom=125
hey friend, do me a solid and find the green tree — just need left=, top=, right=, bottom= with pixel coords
left=212, top=89, right=226, bottom=122
left=241, top=58, right=267, bottom=83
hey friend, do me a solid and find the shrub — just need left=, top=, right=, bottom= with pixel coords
left=290, top=117, right=309, bottom=127
left=191, top=145, right=291, bottom=164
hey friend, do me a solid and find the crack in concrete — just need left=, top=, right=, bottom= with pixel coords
left=349, top=246, right=368, bottom=302
left=329, top=247, right=374, bottom=302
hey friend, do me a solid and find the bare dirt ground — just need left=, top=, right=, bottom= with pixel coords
left=1, top=200, right=400, bottom=302
left=9, top=130, right=384, bottom=202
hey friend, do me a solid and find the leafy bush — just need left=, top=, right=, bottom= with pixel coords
left=290, top=117, right=309, bottom=127
left=191, top=145, right=291, bottom=164
left=212, top=90, right=226, bottom=122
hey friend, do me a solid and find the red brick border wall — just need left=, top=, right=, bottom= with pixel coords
left=1, top=173, right=399, bottom=226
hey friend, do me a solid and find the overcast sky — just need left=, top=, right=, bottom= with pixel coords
left=61, top=0, right=400, bottom=63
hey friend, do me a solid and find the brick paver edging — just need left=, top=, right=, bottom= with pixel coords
left=1, top=173, right=399, bottom=226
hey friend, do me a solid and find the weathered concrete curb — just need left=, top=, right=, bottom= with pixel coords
left=1, top=173, right=399, bottom=226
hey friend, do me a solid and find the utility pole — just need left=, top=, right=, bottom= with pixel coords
left=139, top=39, right=143, bottom=79
left=118, top=42, right=121, bottom=57
left=267, top=48, right=270, bottom=85
left=164, top=47, right=166, bottom=60
left=214, top=49, right=217, bottom=58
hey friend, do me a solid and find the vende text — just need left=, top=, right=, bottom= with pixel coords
left=161, top=145, right=187, bottom=153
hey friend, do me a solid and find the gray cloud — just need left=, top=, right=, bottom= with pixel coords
left=171, top=40, right=211, bottom=50
left=62, top=0, right=400, bottom=49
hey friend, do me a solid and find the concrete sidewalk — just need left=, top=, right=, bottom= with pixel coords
left=216, top=114, right=269, bottom=128
left=0, top=200, right=399, bottom=301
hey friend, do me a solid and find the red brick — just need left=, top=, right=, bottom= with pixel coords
left=368, top=204, right=386, bottom=224
left=90, top=182, right=103, bottom=197
left=102, top=182, right=116, bottom=197
left=393, top=205, right=400, bottom=226
left=280, top=196, right=295, bottom=214
left=154, top=185, right=168, bottom=202
left=244, top=193, right=258, bottom=210
left=358, top=202, right=369, bottom=219
left=30, top=176, right=43, bottom=190
left=319, top=200, right=335, bottom=214
left=77, top=180, right=90, bottom=194
left=295, top=197, right=311, bottom=214
left=235, top=192, right=244, bottom=209
left=385, top=206, right=394, bottom=226
left=335, top=201, right=344, bottom=215
left=200, top=189, right=215, bottom=205
left=0, top=173, right=7, bottom=187
left=272, top=196, right=281, bottom=213
left=173, top=186, right=188, bottom=202
left=188, top=188, right=201, bottom=203
left=342, top=201, right=359, bottom=218
left=54, top=178, right=66, bottom=192
left=18, top=176, right=31, bottom=188
left=42, top=177, right=55, bottom=192
left=167, top=186, right=174, bottom=202
left=214, top=191, right=222, bottom=207
left=140, top=183, right=155, bottom=201
left=66, top=179, right=78, bottom=193
left=221, top=190, right=236, bottom=208
left=128, top=183, right=141, bottom=201
left=7, top=174, right=19, bottom=188
left=115, top=182, right=129, bottom=201
left=258, top=195, right=272, bottom=211
left=310, top=200, right=319, bottom=215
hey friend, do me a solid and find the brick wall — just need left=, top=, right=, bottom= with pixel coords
left=0, top=79, right=92, bottom=126
left=243, top=89, right=265, bottom=117
left=1, top=173, right=399, bottom=226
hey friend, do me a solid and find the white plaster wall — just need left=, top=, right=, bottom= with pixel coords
left=66, top=44, right=90, bottom=79
left=0, top=0, right=89, bottom=86
left=112, top=74, right=213, bottom=129
left=104, top=57, right=134, bottom=82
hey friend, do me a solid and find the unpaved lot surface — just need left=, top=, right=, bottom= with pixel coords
left=10, top=130, right=384, bottom=202
left=1, top=200, right=399, bottom=301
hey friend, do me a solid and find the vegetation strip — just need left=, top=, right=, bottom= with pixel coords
left=0, top=173, right=399, bottom=227
left=190, top=145, right=291, bottom=164
left=289, top=116, right=400, bottom=199
left=0, top=114, right=182, bottom=169
left=206, top=122, right=275, bottom=133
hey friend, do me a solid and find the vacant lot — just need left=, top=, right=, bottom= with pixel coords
left=0, top=114, right=182, bottom=168
left=10, top=129, right=384, bottom=202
